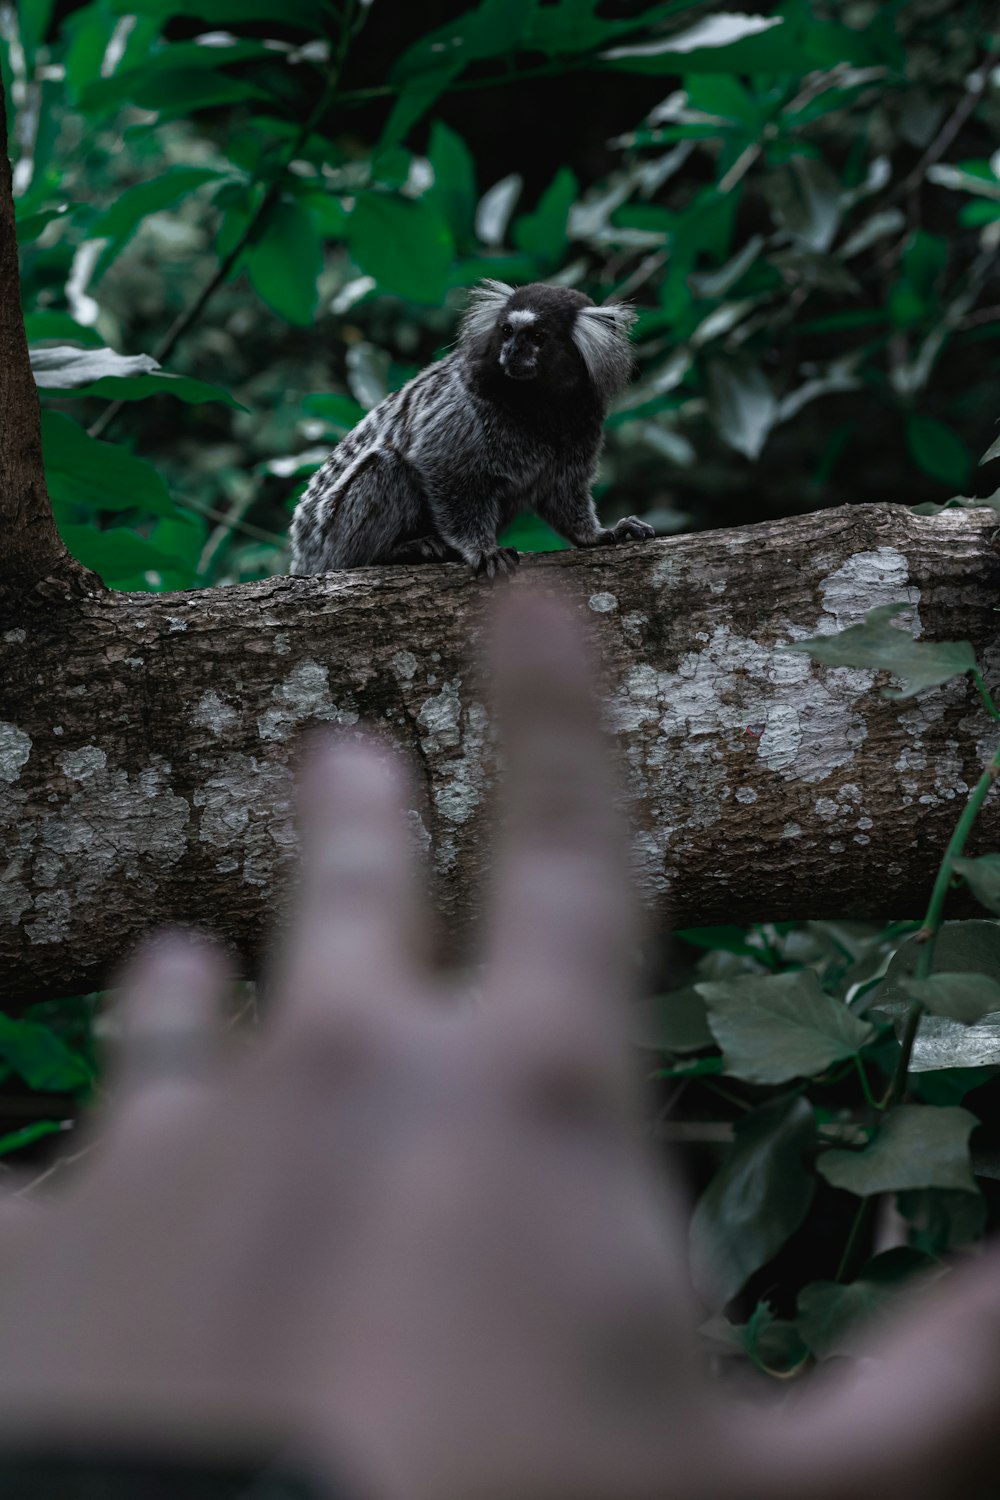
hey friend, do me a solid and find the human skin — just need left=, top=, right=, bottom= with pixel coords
left=0, top=592, right=998, bottom=1500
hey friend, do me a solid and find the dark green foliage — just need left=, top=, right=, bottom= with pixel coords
left=8, top=0, right=1000, bottom=589
left=817, top=1105, right=979, bottom=1196
left=784, top=604, right=979, bottom=699
left=8, top=0, right=1000, bottom=1375
left=698, top=969, right=873, bottom=1083
left=690, top=1094, right=816, bottom=1307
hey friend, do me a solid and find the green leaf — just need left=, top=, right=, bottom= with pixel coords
left=41, top=411, right=177, bottom=519
left=52, top=373, right=247, bottom=409
left=513, top=167, right=578, bottom=265
left=15, top=204, right=69, bottom=244
left=347, top=195, right=454, bottom=305
left=524, top=0, right=636, bottom=54
left=0, top=1120, right=71, bottom=1158
left=953, top=855, right=1000, bottom=914
left=697, top=970, right=873, bottom=1084
left=19, top=0, right=56, bottom=57
left=907, top=416, right=971, bottom=489
left=706, top=361, right=776, bottom=460
left=24, top=312, right=103, bottom=346
left=111, top=0, right=330, bottom=20
left=381, top=68, right=461, bottom=152
left=601, top=14, right=809, bottom=75
left=428, top=122, right=478, bottom=246
left=897, top=1187, right=987, bottom=1254
left=901, top=973, right=1000, bottom=1025
left=797, top=1249, right=937, bottom=1360
left=0, top=1015, right=93, bottom=1093
left=32, top=345, right=159, bottom=385
left=81, top=66, right=270, bottom=116
left=630, top=987, right=715, bottom=1055
left=783, top=602, right=977, bottom=698
left=677, top=925, right=762, bottom=957
left=58, top=524, right=188, bottom=587
left=32, top=343, right=246, bottom=410
left=871, top=921, right=1000, bottom=1071
left=302, top=392, right=367, bottom=433
left=246, top=199, right=323, bottom=326
left=690, top=1094, right=816, bottom=1308
left=390, top=0, right=535, bottom=83
left=709, top=1301, right=809, bottom=1375
left=817, top=1105, right=978, bottom=1196
left=497, top=513, right=569, bottom=553
left=88, top=167, right=224, bottom=277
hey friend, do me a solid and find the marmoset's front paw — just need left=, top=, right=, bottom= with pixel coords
left=472, top=547, right=520, bottom=583
left=595, top=516, right=656, bottom=545
left=388, top=535, right=458, bottom=565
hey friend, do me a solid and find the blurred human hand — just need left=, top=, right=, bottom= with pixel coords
left=0, top=590, right=999, bottom=1500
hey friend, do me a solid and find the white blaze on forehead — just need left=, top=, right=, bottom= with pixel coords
left=506, top=308, right=537, bottom=327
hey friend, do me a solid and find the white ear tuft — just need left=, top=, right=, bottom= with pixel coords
left=460, top=279, right=515, bottom=347
left=571, top=302, right=636, bottom=401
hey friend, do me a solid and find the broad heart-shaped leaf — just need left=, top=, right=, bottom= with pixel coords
left=869, top=920, right=1000, bottom=1070
left=0, top=1015, right=92, bottom=1093
left=783, top=603, right=977, bottom=698
left=690, top=1094, right=815, bottom=1308
left=953, top=855, right=1000, bottom=914
left=817, top=1105, right=977, bottom=1197
left=246, top=199, right=323, bottom=326
left=797, top=1248, right=937, bottom=1360
left=902, top=973, right=1000, bottom=1025
left=697, top=970, right=873, bottom=1084
left=41, top=411, right=177, bottom=520
left=347, top=194, right=454, bottom=305
left=32, top=346, right=159, bottom=385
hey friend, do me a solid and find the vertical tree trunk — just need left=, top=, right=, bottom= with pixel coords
left=0, top=72, right=97, bottom=615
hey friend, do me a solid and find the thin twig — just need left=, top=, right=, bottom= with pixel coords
left=196, top=489, right=259, bottom=577
left=891, top=25, right=1000, bottom=203
left=179, top=491, right=285, bottom=547
left=88, top=0, right=364, bottom=442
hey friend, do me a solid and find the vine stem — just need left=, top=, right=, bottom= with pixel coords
left=882, top=735, right=1000, bottom=1109
left=88, top=0, right=364, bottom=441
left=836, top=672, right=1000, bottom=1282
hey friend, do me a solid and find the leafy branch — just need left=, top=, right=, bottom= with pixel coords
left=88, top=0, right=368, bottom=441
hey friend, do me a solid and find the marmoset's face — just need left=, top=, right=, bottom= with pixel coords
left=496, top=308, right=547, bottom=381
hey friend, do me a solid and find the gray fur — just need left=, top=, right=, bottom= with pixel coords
left=289, top=280, right=654, bottom=580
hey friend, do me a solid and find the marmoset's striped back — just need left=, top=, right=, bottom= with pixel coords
left=289, top=280, right=655, bottom=582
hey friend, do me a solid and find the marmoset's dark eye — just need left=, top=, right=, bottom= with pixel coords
left=501, top=322, right=513, bottom=336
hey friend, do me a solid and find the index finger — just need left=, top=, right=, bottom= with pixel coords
left=484, top=590, right=637, bottom=1054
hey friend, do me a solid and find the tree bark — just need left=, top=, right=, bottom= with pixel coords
left=0, top=72, right=100, bottom=615
left=3, top=500, right=1000, bottom=1003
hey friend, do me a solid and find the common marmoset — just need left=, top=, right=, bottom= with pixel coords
left=289, top=280, right=655, bottom=581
